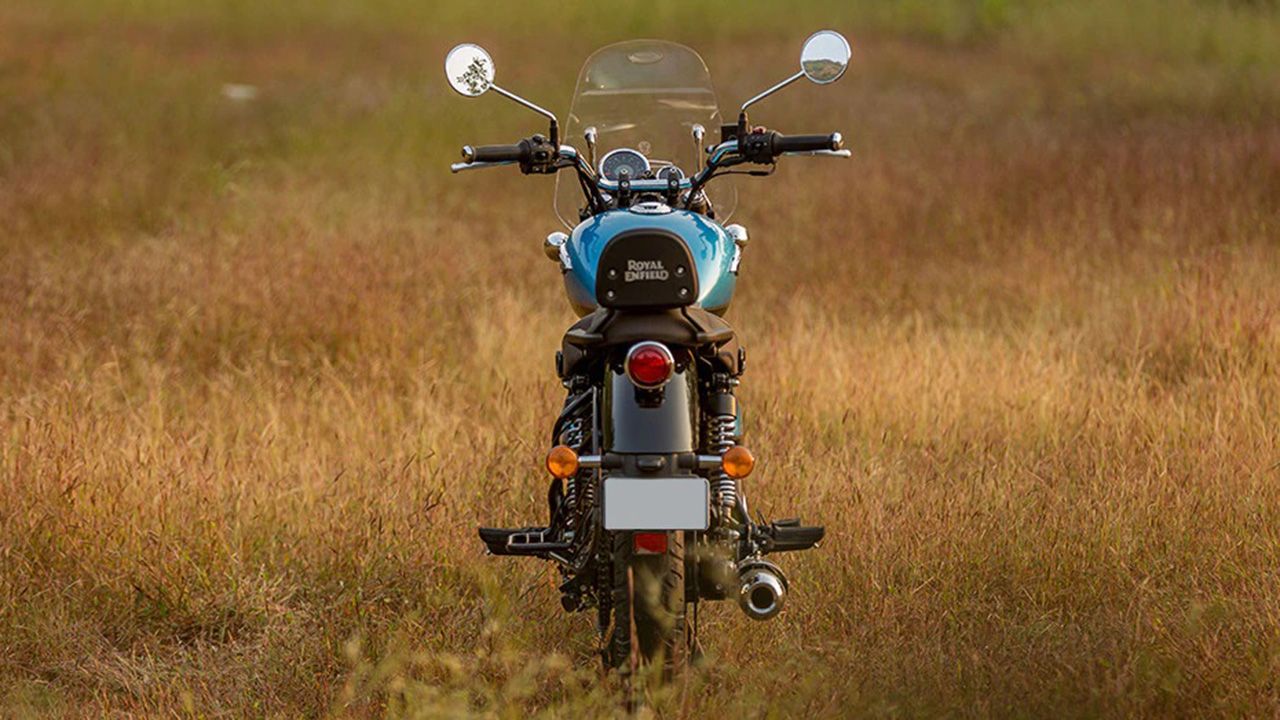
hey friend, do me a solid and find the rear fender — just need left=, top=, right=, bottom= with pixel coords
left=603, top=366, right=697, bottom=455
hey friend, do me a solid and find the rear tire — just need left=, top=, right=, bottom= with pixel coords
left=604, top=531, right=686, bottom=683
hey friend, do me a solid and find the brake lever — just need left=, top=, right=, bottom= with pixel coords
left=781, top=149, right=852, bottom=158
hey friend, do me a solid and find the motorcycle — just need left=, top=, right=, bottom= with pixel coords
left=445, top=30, right=851, bottom=678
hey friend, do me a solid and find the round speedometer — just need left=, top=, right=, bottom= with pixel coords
left=599, top=148, right=650, bottom=181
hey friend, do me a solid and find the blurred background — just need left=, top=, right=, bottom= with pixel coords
left=2, top=1, right=1278, bottom=717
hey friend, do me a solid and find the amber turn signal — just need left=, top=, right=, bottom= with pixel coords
left=546, top=445, right=579, bottom=479
left=722, top=445, right=755, bottom=479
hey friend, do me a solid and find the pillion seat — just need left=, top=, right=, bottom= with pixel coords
left=558, top=306, right=743, bottom=380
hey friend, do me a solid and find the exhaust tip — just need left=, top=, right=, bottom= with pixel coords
left=737, top=560, right=788, bottom=621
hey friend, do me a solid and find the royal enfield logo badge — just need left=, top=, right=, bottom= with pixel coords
left=625, top=259, right=669, bottom=282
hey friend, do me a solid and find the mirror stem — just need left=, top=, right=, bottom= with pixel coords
left=490, top=84, right=560, bottom=146
left=739, top=70, right=804, bottom=113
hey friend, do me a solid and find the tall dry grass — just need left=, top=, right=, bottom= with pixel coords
left=2, top=1, right=1279, bottom=716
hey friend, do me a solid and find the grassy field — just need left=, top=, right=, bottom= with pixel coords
left=2, top=0, right=1279, bottom=716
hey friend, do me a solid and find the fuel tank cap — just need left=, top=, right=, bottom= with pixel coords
left=629, top=201, right=672, bottom=215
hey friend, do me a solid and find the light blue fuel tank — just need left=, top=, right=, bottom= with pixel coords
left=562, top=207, right=738, bottom=317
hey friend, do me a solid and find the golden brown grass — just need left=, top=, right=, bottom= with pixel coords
left=2, top=1, right=1279, bottom=717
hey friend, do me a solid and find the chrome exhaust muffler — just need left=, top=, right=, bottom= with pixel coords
left=737, top=560, right=788, bottom=621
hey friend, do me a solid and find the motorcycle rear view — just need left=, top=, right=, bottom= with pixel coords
left=446, top=31, right=852, bottom=685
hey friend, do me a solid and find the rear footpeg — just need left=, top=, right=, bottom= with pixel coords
left=757, top=518, right=824, bottom=554
left=478, top=526, right=571, bottom=557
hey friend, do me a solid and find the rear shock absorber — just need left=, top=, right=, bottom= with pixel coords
left=554, top=382, right=594, bottom=533
left=704, top=375, right=739, bottom=519
left=558, top=415, right=587, bottom=530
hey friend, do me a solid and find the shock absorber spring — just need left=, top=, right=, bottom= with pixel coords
left=705, top=404, right=738, bottom=514
left=577, top=470, right=596, bottom=528
left=558, top=415, right=587, bottom=529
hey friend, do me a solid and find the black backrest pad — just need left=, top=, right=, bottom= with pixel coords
left=595, top=229, right=698, bottom=309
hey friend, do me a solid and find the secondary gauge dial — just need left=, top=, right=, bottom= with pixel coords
left=655, top=165, right=684, bottom=182
left=599, top=148, right=651, bottom=181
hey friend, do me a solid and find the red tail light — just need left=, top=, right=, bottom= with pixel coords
left=625, top=342, right=675, bottom=388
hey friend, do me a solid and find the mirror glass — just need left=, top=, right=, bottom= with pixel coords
left=445, top=43, right=495, bottom=97
left=800, top=31, right=850, bottom=85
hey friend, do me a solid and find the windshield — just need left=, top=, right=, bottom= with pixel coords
left=554, top=40, right=735, bottom=228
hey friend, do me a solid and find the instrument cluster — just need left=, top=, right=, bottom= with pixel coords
left=598, top=148, right=683, bottom=183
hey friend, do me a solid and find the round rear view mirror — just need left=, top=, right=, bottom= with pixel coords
left=800, top=31, right=851, bottom=85
left=445, top=43, right=495, bottom=97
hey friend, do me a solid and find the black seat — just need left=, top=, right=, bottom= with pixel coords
left=559, top=307, right=742, bottom=378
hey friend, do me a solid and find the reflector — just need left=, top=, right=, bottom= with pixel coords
left=633, top=532, right=669, bottom=555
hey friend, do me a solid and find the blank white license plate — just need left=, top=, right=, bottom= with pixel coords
left=602, top=477, right=709, bottom=530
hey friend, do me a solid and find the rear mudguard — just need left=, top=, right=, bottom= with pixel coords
left=603, top=367, right=697, bottom=455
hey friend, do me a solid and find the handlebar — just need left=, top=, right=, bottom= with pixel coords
left=451, top=129, right=847, bottom=210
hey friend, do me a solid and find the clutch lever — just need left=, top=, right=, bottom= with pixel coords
left=450, top=160, right=517, bottom=173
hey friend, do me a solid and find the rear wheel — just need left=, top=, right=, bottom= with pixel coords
left=604, top=531, right=686, bottom=683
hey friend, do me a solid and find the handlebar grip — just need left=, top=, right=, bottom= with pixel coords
left=462, top=143, right=528, bottom=164
left=770, top=132, right=843, bottom=154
